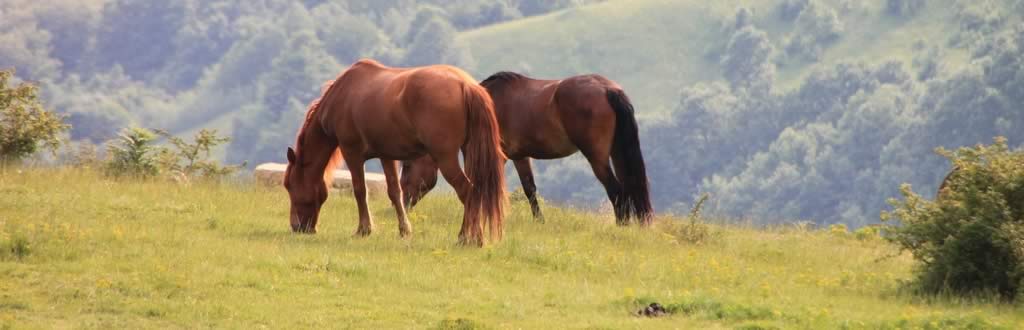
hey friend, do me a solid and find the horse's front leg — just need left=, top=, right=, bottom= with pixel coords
left=345, top=156, right=374, bottom=236
left=382, top=159, right=412, bottom=237
left=513, top=158, right=545, bottom=222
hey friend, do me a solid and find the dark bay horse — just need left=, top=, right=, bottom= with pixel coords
left=284, top=59, right=507, bottom=246
left=401, top=72, right=653, bottom=225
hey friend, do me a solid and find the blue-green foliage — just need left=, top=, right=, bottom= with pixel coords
left=2, top=0, right=590, bottom=167
left=636, top=2, right=1024, bottom=226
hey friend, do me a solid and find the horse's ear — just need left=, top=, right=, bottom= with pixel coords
left=286, top=147, right=296, bottom=164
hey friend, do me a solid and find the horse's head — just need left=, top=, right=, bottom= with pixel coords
left=284, top=147, right=328, bottom=233
left=399, top=156, right=439, bottom=209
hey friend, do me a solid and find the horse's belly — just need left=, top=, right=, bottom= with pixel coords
left=527, top=144, right=578, bottom=160
left=361, top=131, right=426, bottom=160
left=507, top=135, right=577, bottom=160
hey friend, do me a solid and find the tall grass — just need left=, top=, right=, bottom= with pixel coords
left=0, top=167, right=1020, bottom=328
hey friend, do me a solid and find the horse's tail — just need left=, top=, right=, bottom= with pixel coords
left=606, top=89, right=654, bottom=225
left=462, top=83, right=507, bottom=244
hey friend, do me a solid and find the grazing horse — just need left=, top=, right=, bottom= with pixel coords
left=284, top=59, right=507, bottom=246
left=401, top=72, right=653, bottom=225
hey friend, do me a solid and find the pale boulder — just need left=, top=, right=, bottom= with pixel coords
left=254, top=163, right=387, bottom=197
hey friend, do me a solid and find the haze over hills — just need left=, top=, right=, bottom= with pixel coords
left=2, top=0, right=1023, bottom=226
left=460, top=0, right=977, bottom=116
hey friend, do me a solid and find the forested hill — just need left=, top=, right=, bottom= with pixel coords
left=3, top=0, right=1024, bottom=226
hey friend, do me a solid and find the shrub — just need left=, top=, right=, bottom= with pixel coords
left=1, top=233, right=32, bottom=261
left=0, top=69, right=69, bottom=163
left=103, top=127, right=241, bottom=181
left=853, top=225, right=882, bottom=241
left=881, top=137, right=1024, bottom=300
left=104, top=127, right=160, bottom=178
left=665, top=193, right=714, bottom=244
left=64, top=141, right=105, bottom=169
left=155, top=129, right=243, bottom=181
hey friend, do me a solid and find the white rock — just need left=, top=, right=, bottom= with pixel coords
left=254, top=163, right=387, bottom=197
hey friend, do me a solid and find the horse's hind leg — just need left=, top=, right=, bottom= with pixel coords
left=582, top=152, right=626, bottom=225
left=344, top=156, right=375, bottom=236
left=382, top=159, right=412, bottom=237
left=433, top=152, right=482, bottom=246
left=513, top=158, right=544, bottom=222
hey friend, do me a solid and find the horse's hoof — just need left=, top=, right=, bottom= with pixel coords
left=293, top=227, right=317, bottom=234
left=457, top=235, right=484, bottom=247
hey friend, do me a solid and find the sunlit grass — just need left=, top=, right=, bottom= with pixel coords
left=0, top=167, right=1021, bottom=328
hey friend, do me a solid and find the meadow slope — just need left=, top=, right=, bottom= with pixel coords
left=459, top=0, right=970, bottom=116
left=1, top=168, right=1022, bottom=328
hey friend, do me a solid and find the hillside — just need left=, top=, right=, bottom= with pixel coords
left=1, top=168, right=1022, bottom=328
left=459, top=0, right=972, bottom=116
left=5, top=0, right=1024, bottom=229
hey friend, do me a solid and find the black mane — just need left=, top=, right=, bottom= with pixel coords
left=480, top=71, right=528, bottom=88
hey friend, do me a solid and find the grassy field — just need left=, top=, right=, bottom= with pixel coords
left=1, top=168, right=1022, bottom=329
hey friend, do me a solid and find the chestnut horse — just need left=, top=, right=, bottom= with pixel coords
left=401, top=72, right=653, bottom=225
left=284, top=59, right=507, bottom=246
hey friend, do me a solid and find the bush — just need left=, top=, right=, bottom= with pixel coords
left=104, top=127, right=161, bottom=178
left=63, top=141, right=105, bottom=169
left=104, top=127, right=242, bottom=181
left=881, top=137, right=1024, bottom=300
left=155, top=129, right=243, bottom=181
left=0, top=69, right=69, bottom=163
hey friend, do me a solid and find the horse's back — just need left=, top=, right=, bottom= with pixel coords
left=555, top=74, right=620, bottom=103
left=327, top=60, right=478, bottom=159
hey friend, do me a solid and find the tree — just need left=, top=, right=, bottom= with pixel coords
left=782, top=0, right=843, bottom=62
left=311, top=2, right=392, bottom=65
left=885, top=0, right=926, bottom=17
left=0, top=3, right=61, bottom=81
left=0, top=69, right=69, bottom=163
left=24, top=0, right=103, bottom=74
left=403, top=16, right=473, bottom=68
left=720, top=26, right=776, bottom=93
left=516, top=0, right=582, bottom=17
left=94, top=0, right=189, bottom=80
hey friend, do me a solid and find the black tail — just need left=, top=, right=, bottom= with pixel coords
left=607, top=89, right=654, bottom=225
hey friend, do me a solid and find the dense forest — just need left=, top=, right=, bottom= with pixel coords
left=2, top=0, right=1023, bottom=226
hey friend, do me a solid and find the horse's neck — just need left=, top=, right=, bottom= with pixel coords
left=298, top=121, right=338, bottom=179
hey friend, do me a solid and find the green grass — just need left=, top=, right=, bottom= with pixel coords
left=458, top=0, right=983, bottom=117
left=1, top=167, right=1022, bottom=328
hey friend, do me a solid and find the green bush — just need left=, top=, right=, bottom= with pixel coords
left=0, top=69, right=69, bottom=163
left=103, top=127, right=241, bottom=181
left=155, top=129, right=243, bottom=181
left=881, top=137, right=1024, bottom=300
left=104, top=127, right=160, bottom=178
